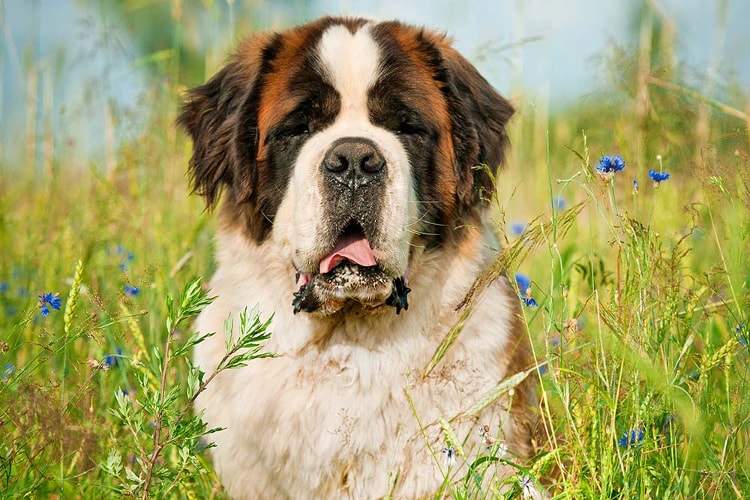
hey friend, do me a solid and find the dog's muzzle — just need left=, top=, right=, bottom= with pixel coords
left=291, top=137, right=411, bottom=315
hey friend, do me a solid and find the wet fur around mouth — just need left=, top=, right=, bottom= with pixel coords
left=292, top=264, right=409, bottom=315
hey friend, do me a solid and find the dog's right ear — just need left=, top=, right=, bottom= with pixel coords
left=177, top=34, right=276, bottom=209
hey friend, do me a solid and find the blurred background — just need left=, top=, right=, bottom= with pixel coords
left=1, top=0, right=748, bottom=172
left=1, top=4, right=749, bottom=497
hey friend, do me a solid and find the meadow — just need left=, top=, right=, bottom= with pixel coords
left=1, top=3, right=749, bottom=499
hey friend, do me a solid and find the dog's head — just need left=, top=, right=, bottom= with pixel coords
left=179, top=17, right=513, bottom=315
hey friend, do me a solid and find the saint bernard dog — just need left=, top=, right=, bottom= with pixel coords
left=179, top=16, right=537, bottom=499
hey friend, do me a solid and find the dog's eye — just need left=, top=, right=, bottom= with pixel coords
left=279, top=121, right=310, bottom=138
left=290, top=123, right=310, bottom=136
left=396, top=121, right=424, bottom=136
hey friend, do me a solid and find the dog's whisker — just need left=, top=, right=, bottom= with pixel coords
left=408, top=218, right=447, bottom=228
left=405, top=228, right=442, bottom=237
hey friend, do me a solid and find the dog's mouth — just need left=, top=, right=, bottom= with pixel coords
left=293, top=223, right=410, bottom=315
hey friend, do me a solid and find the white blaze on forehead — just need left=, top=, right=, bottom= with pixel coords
left=275, top=21, right=414, bottom=276
left=317, top=23, right=381, bottom=119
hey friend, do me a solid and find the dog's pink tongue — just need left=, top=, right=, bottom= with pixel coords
left=319, top=233, right=377, bottom=274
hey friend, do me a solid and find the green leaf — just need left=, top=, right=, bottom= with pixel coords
left=186, top=362, right=204, bottom=400
left=173, top=330, right=214, bottom=358
left=103, top=448, right=123, bottom=476
left=125, top=466, right=143, bottom=485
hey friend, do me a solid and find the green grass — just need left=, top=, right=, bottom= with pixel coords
left=1, top=3, right=749, bottom=499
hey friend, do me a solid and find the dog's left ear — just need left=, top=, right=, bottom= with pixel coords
left=439, top=45, right=515, bottom=208
left=178, top=62, right=246, bottom=209
left=177, top=33, right=277, bottom=212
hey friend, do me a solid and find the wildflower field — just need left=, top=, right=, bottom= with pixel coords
left=1, top=2, right=749, bottom=498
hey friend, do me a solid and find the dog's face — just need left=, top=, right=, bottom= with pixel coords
left=179, top=17, right=513, bottom=315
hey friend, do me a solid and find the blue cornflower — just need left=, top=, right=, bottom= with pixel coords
left=38, top=292, right=62, bottom=316
left=596, top=154, right=626, bottom=175
left=117, top=246, right=135, bottom=271
left=522, top=297, right=538, bottom=307
left=737, top=324, right=748, bottom=347
left=552, top=195, right=567, bottom=211
left=515, top=274, right=538, bottom=308
left=632, top=180, right=639, bottom=194
left=538, top=363, right=549, bottom=376
left=618, top=428, right=644, bottom=447
left=648, top=170, right=670, bottom=184
left=124, top=284, right=140, bottom=297
left=116, top=245, right=134, bottom=260
left=516, top=274, right=531, bottom=294
left=103, top=346, right=124, bottom=368
left=509, top=222, right=527, bottom=237
left=2, top=363, right=14, bottom=381
left=0, top=282, right=8, bottom=293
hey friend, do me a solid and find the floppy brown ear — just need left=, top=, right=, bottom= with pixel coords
left=439, top=45, right=514, bottom=208
left=177, top=34, right=276, bottom=209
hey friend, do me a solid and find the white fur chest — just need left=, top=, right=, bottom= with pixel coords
left=192, top=232, right=519, bottom=499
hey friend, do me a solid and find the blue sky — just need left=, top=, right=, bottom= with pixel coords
left=2, top=0, right=748, bottom=167
left=288, top=0, right=749, bottom=106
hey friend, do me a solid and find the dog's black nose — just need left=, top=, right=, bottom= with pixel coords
left=323, top=138, right=385, bottom=189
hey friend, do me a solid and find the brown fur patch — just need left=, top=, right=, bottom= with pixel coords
left=255, top=16, right=371, bottom=159
left=376, top=23, right=461, bottom=225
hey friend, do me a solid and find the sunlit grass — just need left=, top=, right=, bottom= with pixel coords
left=1, top=2, right=749, bottom=498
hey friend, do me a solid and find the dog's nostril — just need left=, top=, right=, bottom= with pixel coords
left=323, top=138, right=385, bottom=182
left=361, top=152, right=384, bottom=174
left=325, top=154, right=348, bottom=173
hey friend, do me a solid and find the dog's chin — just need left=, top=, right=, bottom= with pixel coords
left=318, top=263, right=393, bottom=298
left=293, top=263, right=395, bottom=315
